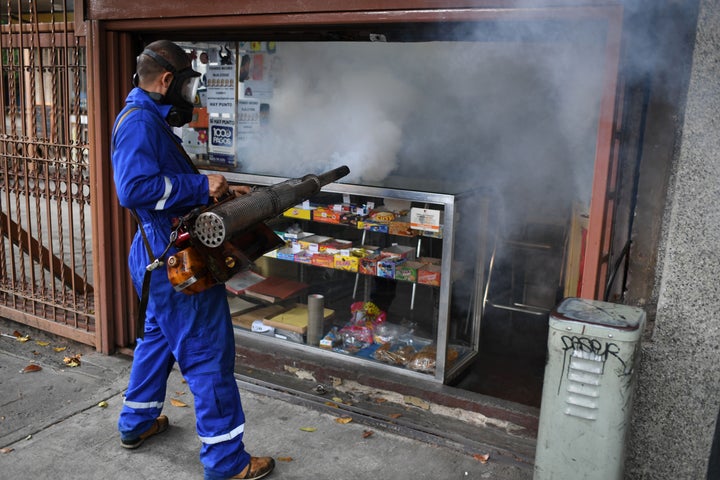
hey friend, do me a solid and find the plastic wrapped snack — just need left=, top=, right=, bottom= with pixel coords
left=407, top=345, right=459, bottom=373
left=373, top=342, right=416, bottom=366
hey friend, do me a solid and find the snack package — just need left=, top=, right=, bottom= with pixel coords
left=407, top=345, right=459, bottom=373
left=373, top=342, right=416, bottom=366
left=339, top=301, right=387, bottom=351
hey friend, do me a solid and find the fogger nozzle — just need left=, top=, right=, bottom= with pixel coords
left=193, top=165, right=350, bottom=248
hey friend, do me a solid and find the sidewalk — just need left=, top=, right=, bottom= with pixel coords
left=0, top=318, right=533, bottom=479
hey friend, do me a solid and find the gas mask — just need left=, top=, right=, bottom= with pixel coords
left=135, top=48, right=201, bottom=127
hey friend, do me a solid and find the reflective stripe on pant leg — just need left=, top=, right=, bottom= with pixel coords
left=192, top=371, right=251, bottom=479
left=118, top=318, right=174, bottom=441
left=170, top=285, right=251, bottom=479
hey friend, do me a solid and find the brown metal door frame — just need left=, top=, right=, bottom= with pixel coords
left=86, top=2, right=624, bottom=351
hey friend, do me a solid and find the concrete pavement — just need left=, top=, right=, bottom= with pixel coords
left=0, top=318, right=533, bottom=479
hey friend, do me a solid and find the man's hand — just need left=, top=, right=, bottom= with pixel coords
left=230, top=185, right=252, bottom=196
left=206, top=174, right=229, bottom=198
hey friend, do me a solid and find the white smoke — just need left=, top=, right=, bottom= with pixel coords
left=239, top=43, right=418, bottom=184
left=236, top=35, right=606, bottom=220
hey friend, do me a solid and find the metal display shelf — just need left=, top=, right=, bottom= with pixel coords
left=216, top=170, right=493, bottom=384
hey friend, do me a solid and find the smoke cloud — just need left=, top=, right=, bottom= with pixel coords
left=238, top=35, right=605, bottom=222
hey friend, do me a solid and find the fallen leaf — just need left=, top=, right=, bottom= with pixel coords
left=331, top=396, right=343, bottom=403
left=473, top=453, right=490, bottom=464
left=0, top=447, right=13, bottom=454
left=335, top=416, right=353, bottom=424
left=362, top=430, right=374, bottom=438
left=404, top=395, right=431, bottom=410
left=389, top=413, right=403, bottom=419
left=277, top=457, right=293, bottom=462
left=170, top=398, right=188, bottom=408
left=374, top=397, right=387, bottom=404
left=97, top=401, right=109, bottom=408
left=324, top=401, right=339, bottom=408
left=299, top=427, right=316, bottom=432
left=53, top=347, right=67, bottom=352
left=35, top=341, right=50, bottom=347
left=21, top=364, right=42, bottom=373
left=63, top=355, right=81, bottom=367
left=16, top=335, right=30, bottom=343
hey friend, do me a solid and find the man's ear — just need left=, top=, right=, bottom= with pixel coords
left=160, top=71, right=174, bottom=89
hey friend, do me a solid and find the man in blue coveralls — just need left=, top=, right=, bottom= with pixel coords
left=111, top=39, right=275, bottom=480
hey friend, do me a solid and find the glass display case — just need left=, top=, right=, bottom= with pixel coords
left=219, top=171, right=495, bottom=384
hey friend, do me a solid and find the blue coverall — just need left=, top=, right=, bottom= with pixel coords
left=112, top=88, right=251, bottom=480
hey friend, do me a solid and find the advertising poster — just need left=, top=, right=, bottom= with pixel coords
left=208, top=117, right=235, bottom=166
left=206, top=65, right=236, bottom=115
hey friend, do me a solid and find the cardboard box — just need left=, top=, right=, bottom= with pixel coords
left=395, top=261, right=424, bottom=283
left=359, top=255, right=380, bottom=276
left=418, top=256, right=441, bottom=265
left=357, top=220, right=389, bottom=233
left=298, top=235, right=333, bottom=253
left=378, top=256, right=405, bottom=279
left=340, top=212, right=360, bottom=226
left=320, top=239, right=353, bottom=254
left=311, top=253, right=335, bottom=268
left=293, top=251, right=313, bottom=264
left=334, top=254, right=359, bottom=272
left=313, top=207, right=342, bottom=224
left=369, top=210, right=396, bottom=223
left=418, top=264, right=442, bottom=286
left=381, top=244, right=416, bottom=261
left=284, top=231, right=313, bottom=241
left=283, top=205, right=314, bottom=220
left=276, top=247, right=296, bottom=261
left=388, top=217, right=419, bottom=237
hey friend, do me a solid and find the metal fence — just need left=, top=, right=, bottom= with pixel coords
left=0, top=1, right=94, bottom=345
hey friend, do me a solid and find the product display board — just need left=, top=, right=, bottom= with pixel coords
left=220, top=173, right=495, bottom=384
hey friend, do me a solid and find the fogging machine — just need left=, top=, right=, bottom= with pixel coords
left=166, top=165, right=350, bottom=294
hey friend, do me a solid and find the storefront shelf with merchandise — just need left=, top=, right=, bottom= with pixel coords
left=217, top=170, right=494, bottom=384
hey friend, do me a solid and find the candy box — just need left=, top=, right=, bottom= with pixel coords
left=377, top=256, right=405, bottom=279
left=381, top=244, right=416, bottom=261
left=311, top=253, right=335, bottom=268
left=357, top=220, right=389, bottom=233
left=334, top=254, right=359, bottom=272
left=283, top=205, right=314, bottom=220
left=418, top=256, right=441, bottom=265
left=359, top=255, right=381, bottom=276
left=388, top=217, right=419, bottom=237
left=320, top=239, right=353, bottom=254
left=298, top=235, right=333, bottom=253
left=313, top=206, right=342, bottom=224
left=418, top=264, right=442, bottom=286
left=276, top=247, right=296, bottom=261
left=394, top=261, right=424, bottom=283
left=293, top=251, right=313, bottom=264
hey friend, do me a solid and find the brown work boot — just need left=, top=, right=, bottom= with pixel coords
left=120, top=415, right=169, bottom=449
left=229, top=456, right=275, bottom=479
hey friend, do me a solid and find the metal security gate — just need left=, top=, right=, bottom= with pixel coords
left=0, top=1, right=94, bottom=346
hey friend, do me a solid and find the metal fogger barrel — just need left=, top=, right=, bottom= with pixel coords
left=193, top=165, right=350, bottom=248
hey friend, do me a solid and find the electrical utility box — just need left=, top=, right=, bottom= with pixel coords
left=534, top=298, right=646, bottom=480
